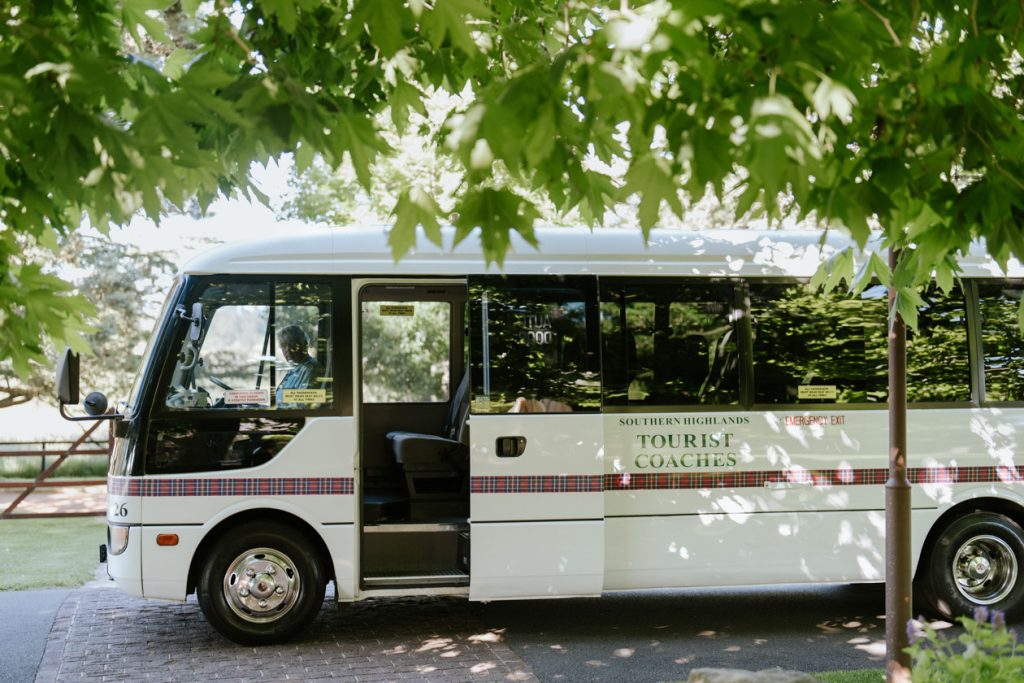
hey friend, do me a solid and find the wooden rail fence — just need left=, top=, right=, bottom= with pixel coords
left=0, top=419, right=112, bottom=519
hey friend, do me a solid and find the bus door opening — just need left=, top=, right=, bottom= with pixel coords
left=357, top=283, right=470, bottom=589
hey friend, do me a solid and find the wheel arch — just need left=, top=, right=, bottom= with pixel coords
left=915, top=496, right=1024, bottom=579
left=186, top=508, right=335, bottom=595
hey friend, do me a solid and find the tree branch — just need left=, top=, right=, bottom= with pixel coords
left=857, top=0, right=903, bottom=48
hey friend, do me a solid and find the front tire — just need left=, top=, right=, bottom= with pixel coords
left=197, top=521, right=326, bottom=645
left=922, top=512, right=1024, bottom=620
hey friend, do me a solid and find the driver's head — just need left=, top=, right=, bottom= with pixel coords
left=278, top=325, right=309, bottom=362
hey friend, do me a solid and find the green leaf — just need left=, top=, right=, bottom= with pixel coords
left=389, top=80, right=426, bottom=134
left=331, top=113, right=391, bottom=189
left=163, top=48, right=193, bottom=79
left=294, top=140, right=315, bottom=173
left=893, top=286, right=924, bottom=331
left=851, top=251, right=891, bottom=294
left=261, top=0, right=299, bottom=33
left=422, top=0, right=491, bottom=55
left=453, top=188, right=539, bottom=265
left=621, top=153, right=682, bottom=234
left=524, top=104, right=556, bottom=168
left=122, top=2, right=171, bottom=45
left=390, top=187, right=442, bottom=259
left=690, top=127, right=732, bottom=195
left=353, top=0, right=408, bottom=57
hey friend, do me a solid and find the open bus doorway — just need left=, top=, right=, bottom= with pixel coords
left=356, top=282, right=470, bottom=591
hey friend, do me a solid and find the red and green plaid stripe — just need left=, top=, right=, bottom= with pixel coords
left=107, top=476, right=354, bottom=497
left=106, top=465, right=1024, bottom=498
left=470, top=465, right=1024, bottom=494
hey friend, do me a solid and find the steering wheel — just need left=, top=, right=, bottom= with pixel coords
left=208, top=376, right=233, bottom=391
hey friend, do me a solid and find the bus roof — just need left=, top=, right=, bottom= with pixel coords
left=180, top=226, right=1021, bottom=279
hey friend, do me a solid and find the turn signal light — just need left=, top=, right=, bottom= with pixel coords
left=156, top=534, right=179, bottom=546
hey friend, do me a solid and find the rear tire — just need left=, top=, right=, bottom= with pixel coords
left=197, top=521, right=325, bottom=645
left=921, top=512, right=1024, bottom=620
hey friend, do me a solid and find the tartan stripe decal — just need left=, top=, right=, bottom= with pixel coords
left=107, top=476, right=354, bottom=497
left=106, top=466, right=1023, bottom=498
left=471, top=475, right=604, bottom=494
left=471, top=465, right=1024, bottom=494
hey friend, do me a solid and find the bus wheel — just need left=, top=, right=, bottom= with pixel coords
left=925, top=512, right=1024, bottom=621
left=197, top=521, right=325, bottom=645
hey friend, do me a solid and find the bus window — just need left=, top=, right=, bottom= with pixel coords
left=749, top=282, right=888, bottom=404
left=361, top=300, right=451, bottom=403
left=907, top=283, right=971, bottom=403
left=979, top=283, right=1024, bottom=402
left=600, top=280, right=739, bottom=407
left=162, top=281, right=333, bottom=411
left=469, top=275, right=600, bottom=413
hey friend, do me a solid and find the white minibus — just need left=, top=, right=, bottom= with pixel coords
left=58, top=227, right=1024, bottom=644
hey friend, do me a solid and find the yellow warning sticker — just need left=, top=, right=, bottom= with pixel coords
left=797, top=385, right=838, bottom=400
left=380, top=304, right=415, bottom=316
left=280, top=388, right=328, bottom=404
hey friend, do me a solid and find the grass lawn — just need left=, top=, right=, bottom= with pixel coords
left=814, top=670, right=885, bottom=683
left=0, top=517, right=106, bottom=590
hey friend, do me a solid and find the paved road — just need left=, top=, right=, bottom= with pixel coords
left=0, top=589, right=70, bottom=683
left=484, top=584, right=890, bottom=682
left=25, top=580, right=897, bottom=682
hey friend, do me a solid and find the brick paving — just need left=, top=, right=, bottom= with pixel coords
left=36, top=583, right=537, bottom=683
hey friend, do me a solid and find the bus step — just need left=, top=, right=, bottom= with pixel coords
left=363, top=569, right=469, bottom=588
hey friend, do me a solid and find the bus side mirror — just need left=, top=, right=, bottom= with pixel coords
left=56, top=348, right=80, bottom=406
left=189, top=302, right=203, bottom=341
left=177, top=303, right=203, bottom=341
left=83, top=391, right=108, bottom=417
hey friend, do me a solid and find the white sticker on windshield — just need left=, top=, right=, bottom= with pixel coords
left=223, top=389, right=271, bottom=406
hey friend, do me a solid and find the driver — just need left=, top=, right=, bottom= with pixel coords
left=276, top=325, right=324, bottom=407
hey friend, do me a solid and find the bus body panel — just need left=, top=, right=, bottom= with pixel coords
left=604, top=509, right=941, bottom=590
left=469, top=520, right=604, bottom=599
left=469, top=414, right=604, bottom=600
left=107, top=523, right=144, bottom=598
left=129, top=417, right=357, bottom=600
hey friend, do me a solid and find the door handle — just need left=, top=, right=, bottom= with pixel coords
left=496, top=436, right=527, bottom=457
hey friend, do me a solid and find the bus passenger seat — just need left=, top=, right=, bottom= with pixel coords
left=385, top=372, right=470, bottom=519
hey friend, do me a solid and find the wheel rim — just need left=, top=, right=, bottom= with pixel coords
left=951, top=534, right=1018, bottom=606
left=222, top=547, right=301, bottom=623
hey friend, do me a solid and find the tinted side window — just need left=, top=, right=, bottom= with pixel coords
left=979, top=283, right=1024, bottom=402
left=469, top=276, right=599, bottom=413
left=907, top=284, right=971, bottom=402
left=750, top=283, right=888, bottom=404
left=600, top=280, right=739, bottom=407
left=162, top=281, right=333, bottom=412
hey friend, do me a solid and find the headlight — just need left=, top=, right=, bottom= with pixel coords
left=108, top=525, right=130, bottom=556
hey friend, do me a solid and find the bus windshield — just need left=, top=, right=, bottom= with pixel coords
left=125, top=278, right=180, bottom=415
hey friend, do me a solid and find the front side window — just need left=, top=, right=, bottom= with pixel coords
left=162, top=280, right=333, bottom=412
left=601, top=280, right=739, bottom=407
left=470, top=276, right=600, bottom=413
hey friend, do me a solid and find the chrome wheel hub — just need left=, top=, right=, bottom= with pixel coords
left=223, top=548, right=300, bottom=623
left=952, top=534, right=1017, bottom=606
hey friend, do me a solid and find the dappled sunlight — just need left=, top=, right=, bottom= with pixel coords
left=667, top=541, right=691, bottom=559
left=416, top=636, right=454, bottom=653
left=710, top=493, right=755, bottom=523
left=467, top=628, right=505, bottom=643
left=613, top=647, right=635, bottom=657
left=970, top=410, right=1018, bottom=467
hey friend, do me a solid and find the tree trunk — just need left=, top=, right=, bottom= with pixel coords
left=886, top=248, right=912, bottom=681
